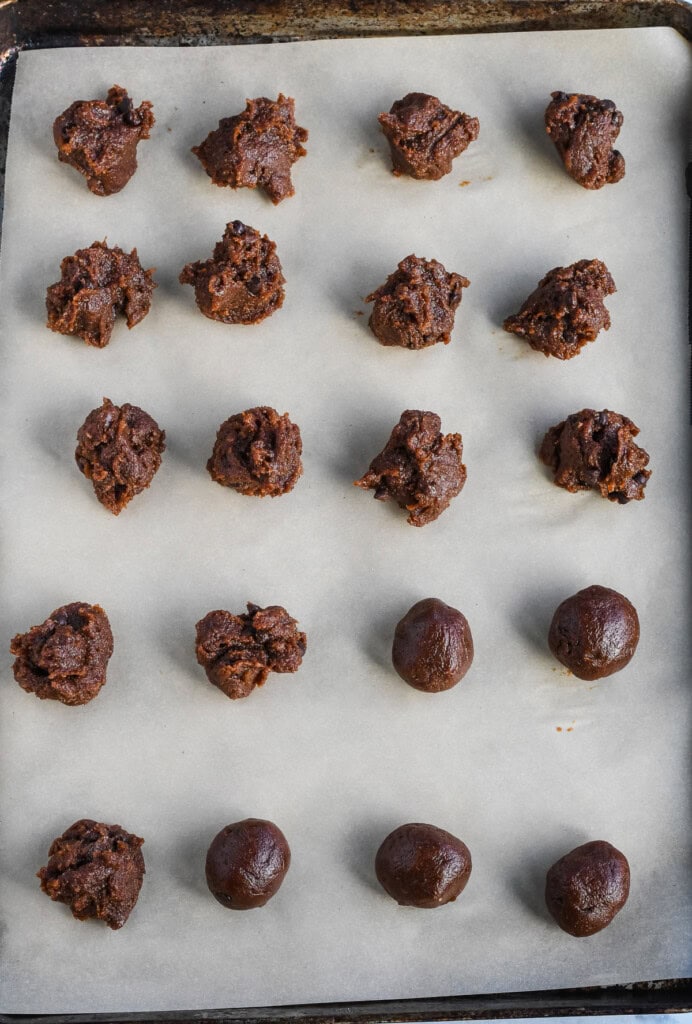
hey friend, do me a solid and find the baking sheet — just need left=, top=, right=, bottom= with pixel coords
left=0, top=28, right=690, bottom=1014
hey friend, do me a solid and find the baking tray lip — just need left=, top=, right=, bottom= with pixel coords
left=0, top=1, right=691, bottom=1020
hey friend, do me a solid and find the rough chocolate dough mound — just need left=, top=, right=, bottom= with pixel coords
left=540, top=408, right=650, bottom=503
left=46, top=241, right=155, bottom=348
left=503, top=259, right=615, bottom=359
left=193, top=94, right=308, bottom=204
left=378, top=92, right=479, bottom=179
left=205, top=818, right=291, bottom=909
left=545, top=92, right=625, bottom=190
left=545, top=840, right=630, bottom=936
left=367, top=255, right=469, bottom=349
left=10, top=602, right=113, bottom=706
left=207, top=406, right=302, bottom=498
left=375, top=823, right=472, bottom=908
left=392, top=598, right=474, bottom=692
left=548, top=585, right=640, bottom=681
left=75, top=397, right=166, bottom=515
left=53, top=85, right=154, bottom=196
left=38, top=819, right=145, bottom=929
left=195, top=604, right=307, bottom=700
left=355, top=410, right=466, bottom=526
left=179, top=221, right=285, bottom=324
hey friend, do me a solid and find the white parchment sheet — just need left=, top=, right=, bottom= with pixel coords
left=0, top=28, right=690, bottom=1014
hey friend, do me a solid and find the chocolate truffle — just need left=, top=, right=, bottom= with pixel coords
left=46, top=241, right=155, bottom=348
left=355, top=410, right=466, bottom=526
left=38, top=819, right=145, bottom=929
left=195, top=603, right=307, bottom=700
left=207, top=406, right=302, bottom=498
left=540, top=408, right=650, bottom=503
left=545, top=840, right=630, bottom=936
left=545, top=92, right=625, bottom=190
left=75, top=397, right=166, bottom=515
left=11, top=602, right=113, bottom=706
left=366, top=255, right=469, bottom=349
left=503, top=259, right=615, bottom=359
left=53, top=85, right=154, bottom=196
left=179, top=220, right=284, bottom=324
left=205, top=818, right=291, bottom=909
left=193, top=94, right=308, bottom=204
left=375, top=823, right=472, bottom=908
left=548, top=585, right=639, bottom=681
left=378, top=92, right=479, bottom=180
left=392, top=598, right=473, bottom=692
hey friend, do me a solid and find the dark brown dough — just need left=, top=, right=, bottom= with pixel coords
left=192, top=94, right=308, bottom=205
left=195, top=603, right=307, bottom=700
left=205, top=819, right=291, bottom=909
left=53, top=85, right=154, bottom=196
left=366, top=255, right=469, bottom=349
left=378, top=92, right=479, bottom=180
left=179, top=221, right=285, bottom=325
left=545, top=92, right=625, bottom=190
left=503, top=260, right=615, bottom=359
left=540, top=408, right=650, bottom=504
left=75, top=397, right=166, bottom=515
left=548, top=585, right=639, bottom=681
left=355, top=410, right=466, bottom=527
left=392, top=598, right=473, bottom=692
left=545, top=840, right=630, bottom=936
left=10, top=602, right=113, bottom=706
left=46, top=241, right=155, bottom=348
left=375, top=823, right=472, bottom=908
left=207, top=406, right=302, bottom=498
left=37, top=819, right=145, bottom=929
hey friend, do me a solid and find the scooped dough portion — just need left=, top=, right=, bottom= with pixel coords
left=193, top=94, right=308, bottom=204
left=207, top=406, right=302, bottom=498
left=548, top=585, right=639, bottom=681
left=367, top=255, right=469, bottom=349
left=11, top=602, right=113, bottom=706
left=205, top=819, right=291, bottom=909
left=545, top=840, right=630, bottom=936
left=75, top=397, right=166, bottom=514
left=378, top=92, right=479, bottom=179
left=545, top=92, right=625, bottom=189
left=53, top=85, right=154, bottom=195
left=46, top=241, right=155, bottom=348
left=38, top=819, right=145, bottom=929
left=375, top=823, right=472, bottom=908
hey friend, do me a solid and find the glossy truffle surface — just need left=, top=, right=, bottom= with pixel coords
left=195, top=603, right=307, bottom=699
left=38, top=818, right=145, bottom=929
left=379, top=92, right=479, bottom=180
left=205, top=818, right=291, bottom=909
left=548, top=585, right=639, bottom=680
left=375, top=823, right=472, bottom=908
left=392, top=598, right=473, bottom=692
left=545, top=840, right=630, bottom=936
left=11, top=602, right=113, bottom=705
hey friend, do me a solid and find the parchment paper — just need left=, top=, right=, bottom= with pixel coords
left=0, top=28, right=690, bottom=1014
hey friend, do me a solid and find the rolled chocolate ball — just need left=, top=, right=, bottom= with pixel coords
left=375, top=822, right=472, bottom=908
left=545, top=840, right=630, bottom=936
left=392, top=597, right=473, bottom=692
left=548, top=585, right=639, bottom=680
left=205, top=818, right=290, bottom=910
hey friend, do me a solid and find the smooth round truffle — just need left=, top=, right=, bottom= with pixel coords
left=367, top=255, right=469, bottom=350
left=548, top=585, right=639, bottom=681
left=46, top=241, right=155, bottom=348
left=53, top=85, right=154, bottom=196
left=392, top=598, right=473, bottom=692
left=205, top=818, right=291, bottom=910
left=378, top=92, right=479, bottom=180
left=195, top=603, right=307, bottom=699
left=545, top=840, right=630, bottom=936
left=375, top=823, right=472, bottom=908
left=10, top=602, right=113, bottom=705
left=207, top=406, right=303, bottom=498
left=75, top=397, right=166, bottom=514
left=37, top=818, right=145, bottom=929
left=179, top=220, right=284, bottom=325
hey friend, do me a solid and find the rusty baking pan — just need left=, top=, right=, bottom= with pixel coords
left=0, top=1, right=690, bottom=1021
